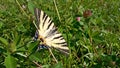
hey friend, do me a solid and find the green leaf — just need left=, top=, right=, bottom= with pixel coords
left=0, top=47, right=6, bottom=53
left=53, top=62, right=63, bottom=68
left=27, top=41, right=39, bottom=53
left=10, top=42, right=16, bottom=53
left=28, top=1, right=35, bottom=15
left=17, top=24, right=27, bottom=32
left=0, top=37, right=8, bottom=46
left=4, top=53, right=17, bottom=68
left=0, top=22, right=3, bottom=29
left=42, top=64, right=50, bottom=68
left=13, top=33, right=21, bottom=46
left=29, top=52, right=41, bottom=62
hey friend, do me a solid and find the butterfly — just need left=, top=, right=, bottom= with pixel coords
left=34, top=8, right=69, bottom=55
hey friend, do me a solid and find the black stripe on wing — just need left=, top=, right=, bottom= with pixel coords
left=42, top=12, right=46, bottom=20
left=34, top=8, right=41, bottom=29
left=54, top=41, right=67, bottom=46
left=45, top=27, right=58, bottom=38
left=53, top=35, right=63, bottom=40
left=47, top=20, right=53, bottom=30
left=43, top=15, right=48, bottom=27
left=55, top=48, right=69, bottom=55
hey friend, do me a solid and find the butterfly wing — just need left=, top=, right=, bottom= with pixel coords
left=34, top=8, right=69, bottom=55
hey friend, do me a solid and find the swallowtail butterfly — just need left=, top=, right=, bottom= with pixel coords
left=34, top=8, right=69, bottom=55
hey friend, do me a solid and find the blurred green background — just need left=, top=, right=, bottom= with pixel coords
left=0, top=0, right=120, bottom=68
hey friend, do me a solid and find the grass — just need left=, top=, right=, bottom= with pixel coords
left=0, top=0, right=120, bottom=68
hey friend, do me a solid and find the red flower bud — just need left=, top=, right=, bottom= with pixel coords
left=83, top=10, right=92, bottom=18
left=76, top=17, right=81, bottom=22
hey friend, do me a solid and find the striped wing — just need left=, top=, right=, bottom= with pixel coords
left=34, top=8, right=69, bottom=55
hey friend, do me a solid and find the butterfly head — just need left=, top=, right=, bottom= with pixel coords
left=38, top=35, right=46, bottom=45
